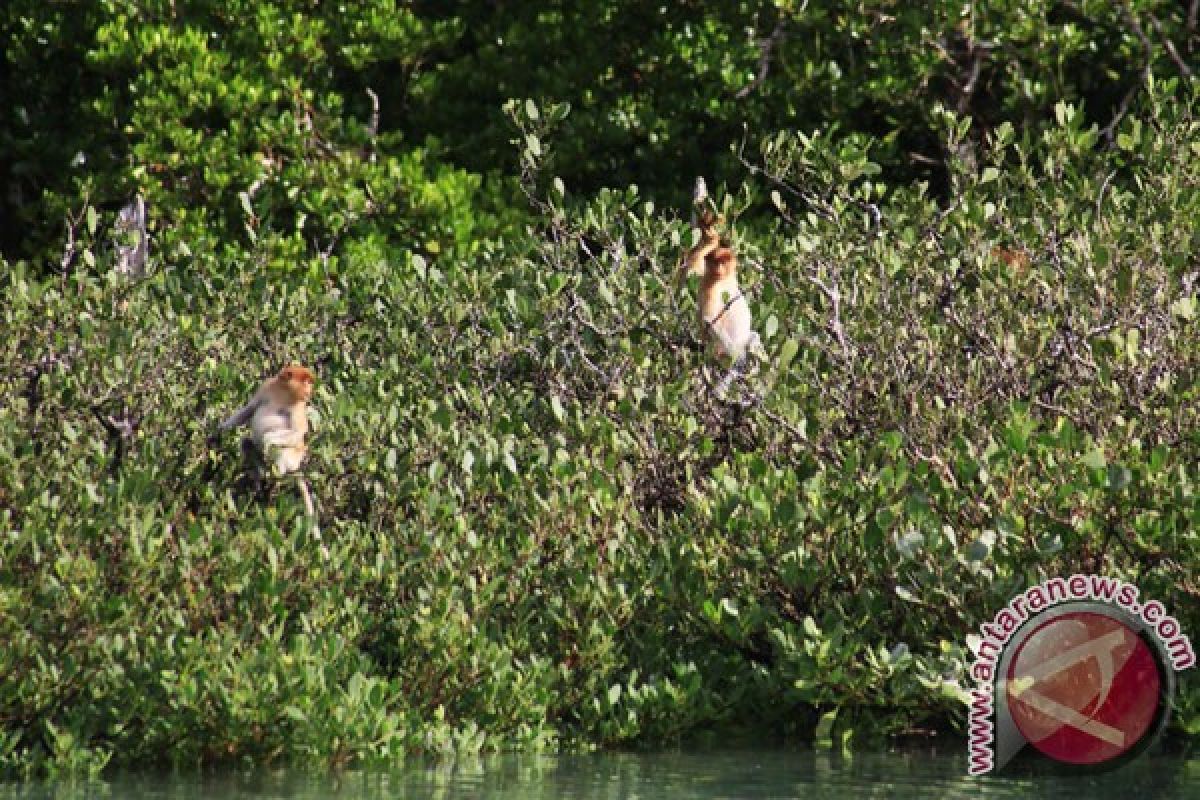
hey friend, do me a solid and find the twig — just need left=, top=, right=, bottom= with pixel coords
left=805, top=271, right=851, bottom=359
left=691, top=175, right=708, bottom=228
left=955, top=41, right=989, bottom=115
left=114, top=195, right=148, bottom=277
left=1125, top=5, right=1155, bottom=61
left=735, top=15, right=790, bottom=99
left=365, top=87, right=381, bottom=139
left=1148, top=14, right=1194, bottom=78
left=61, top=215, right=77, bottom=272
left=1101, top=71, right=1151, bottom=145
left=1103, top=4, right=1155, bottom=144
left=1096, top=170, right=1117, bottom=216
left=60, top=201, right=87, bottom=273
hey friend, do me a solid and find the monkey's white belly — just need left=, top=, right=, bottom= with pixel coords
left=272, top=447, right=306, bottom=473
left=251, top=407, right=293, bottom=440
left=701, top=291, right=755, bottom=359
left=250, top=407, right=305, bottom=473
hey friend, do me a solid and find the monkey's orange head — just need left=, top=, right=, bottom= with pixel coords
left=280, top=364, right=316, bottom=401
left=707, top=247, right=737, bottom=280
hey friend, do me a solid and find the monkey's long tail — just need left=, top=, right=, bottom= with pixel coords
left=297, top=477, right=315, bottom=518
left=294, top=479, right=324, bottom=561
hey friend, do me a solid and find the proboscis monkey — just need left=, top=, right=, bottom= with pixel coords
left=220, top=364, right=319, bottom=524
left=679, top=209, right=762, bottom=377
left=990, top=245, right=1030, bottom=273
left=221, top=364, right=315, bottom=472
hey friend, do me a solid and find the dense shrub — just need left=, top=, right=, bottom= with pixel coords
left=0, top=0, right=1197, bottom=780
left=405, top=0, right=1200, bottom=201
left=0, top=0, right=510, bottom=265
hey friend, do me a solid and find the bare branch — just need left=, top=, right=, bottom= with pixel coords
left=365, top=87, right=381, bottom=139
left=1148, top=13, right=1193, bottom=78
left=60, top=211, right=78, bottom=273
left=735, top=14, right=789, bottom=99
left=114, top=195, right=148, bottom=277
left=954, top=40, right=989, bottom=115
left=1125, top=4, right=1155, bottom=58
left=1096, top=169, right=1117, bottom=216
left=804, top=270, right=851, bottom=359
left=1100, top=77, right=1146, bottom=144
left=1102, top=4, right=1155, bottom=144
left=691, top=175, right=708, bottom=228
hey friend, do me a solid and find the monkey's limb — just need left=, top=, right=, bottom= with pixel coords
left=220, top=397, right=261, bottom=431
left=678, top=234, right=721, bottom=288
left=237, top=436, right=267, bottom=494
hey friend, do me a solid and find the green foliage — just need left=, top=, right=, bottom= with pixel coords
left=402, top=0, right=1200, bottom=202
left=0, top=0, right=513, bottom=266
left=1, top=0, right=1198, bottom=780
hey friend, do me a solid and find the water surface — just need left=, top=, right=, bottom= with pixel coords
left=4, top=747, right=1197, bottom=798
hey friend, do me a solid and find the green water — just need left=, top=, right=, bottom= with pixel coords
left=4, top=749, right=1198, bottom=799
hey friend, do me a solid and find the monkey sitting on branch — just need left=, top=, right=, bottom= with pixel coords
left=220, top=364, right=319, bottom=528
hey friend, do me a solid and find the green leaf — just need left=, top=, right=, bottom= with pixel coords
left=283, top=706, right=307, bottom=722
left=1107, top=465, right=1131, bottom=491
left=1172, top=296, right=1196, bottom=320
left=777, top=338, right=799, bottom=372
left=815, top=709, right=838, bottom=746
left=1054, top=100, right=1071, bottom=126
left=764, top=314, right=779, bottom=340
left=1081, top=448, right=1107, bottom=470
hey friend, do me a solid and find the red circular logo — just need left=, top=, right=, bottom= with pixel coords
left=1005, top=611, right=1161, bottom=765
